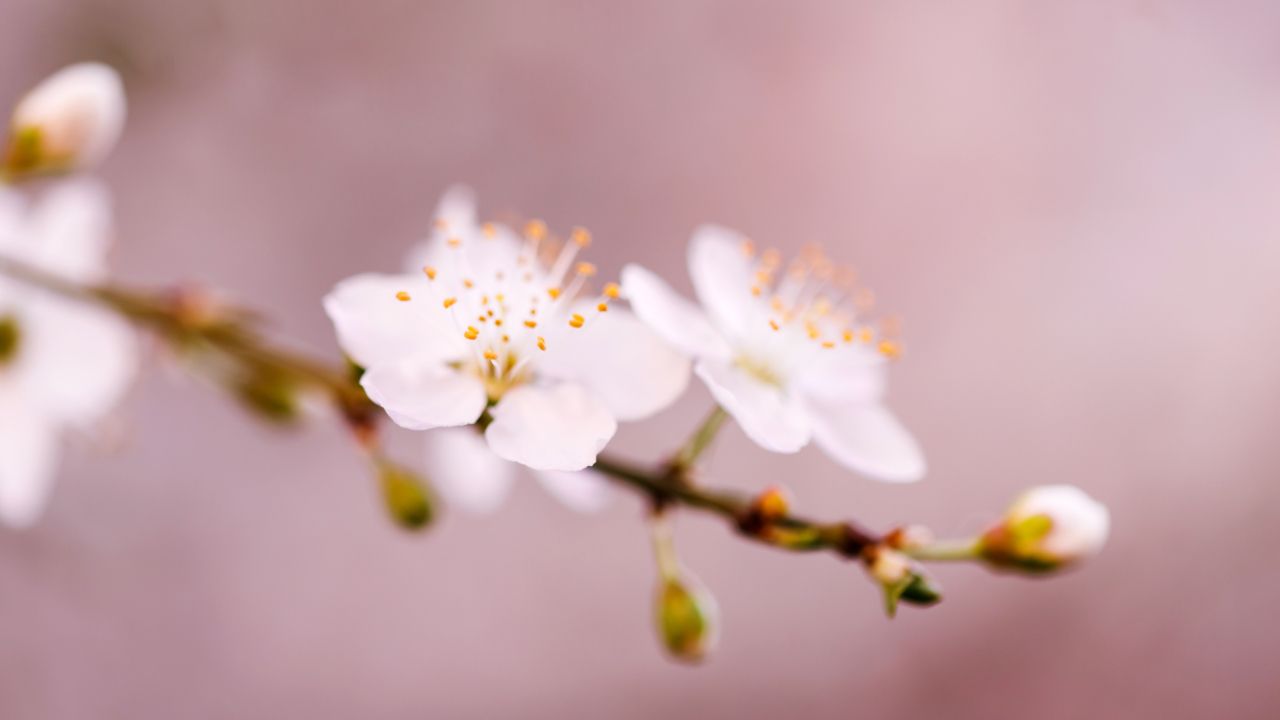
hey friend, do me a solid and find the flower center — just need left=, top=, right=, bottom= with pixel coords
left=739, top=240, right=903, bottom=359
left=398, top=218, right=619, bottom=401
left=733, top=355, right=784, bottom=388
left=0, top=313, right=21, bottom=368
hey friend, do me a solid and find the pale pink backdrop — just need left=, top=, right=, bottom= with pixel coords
left=2, top=1, right=1278, bottom=718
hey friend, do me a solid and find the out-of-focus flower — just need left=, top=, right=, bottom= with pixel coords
left=325, top=186, right=690, bottom=471
left=622, top=226, right=924, bottom=481
left=5, top=63, right=126, bottom=179
left=0, top=180, right=137, bottom=527
left=425, top=427, right=609, bottom=513
left=980, top=484, right=1110, bottom=573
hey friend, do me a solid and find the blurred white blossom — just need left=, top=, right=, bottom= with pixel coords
left=981, top=485, right=1110, bottom=571
left=325, top=186, right=689, bottom=472
left=6, top=63, right=125, bottom=177
left=425, top=427, right=609, bottom=513
left=622, top=226, right=924, bottom=482
left=0, top=180, right=137, bottom=526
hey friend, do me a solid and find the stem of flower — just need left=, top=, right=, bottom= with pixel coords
left=669, top=406, right=729, bottom=475
left=904, top=539, right=982, bottom=562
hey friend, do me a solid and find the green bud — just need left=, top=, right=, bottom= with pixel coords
left=656, top=576, right=718, bottom=662
left=0, top=314, right=21, bottom=367
left=868, top=547, right=942, bottom=618
left=234, top=372, right=299, bottom=424
left=378, top=460, right=435, bottom=531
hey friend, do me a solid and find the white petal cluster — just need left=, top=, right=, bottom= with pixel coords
left=0, top=181, right=137, bottom=526
left=988, top=481, right=1111, bottom=566
left=325, top=187, right=690, bottom=475
left=622, top=226, right=925, bottom=482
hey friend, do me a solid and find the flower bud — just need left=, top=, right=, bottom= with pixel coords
left=377, top=460, right=436, bottom=531
left=866, top=546, right=942, bottom=617
left=980, top=485, right=1109, bottom=573
left=5, top=63, right=125, bottom=179
left=0, top=314, right=21, bottom=367
left=656, top=574, right=718, bottom=662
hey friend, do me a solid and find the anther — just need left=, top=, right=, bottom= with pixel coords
left=597, top=303, right=608, bottom=312
left=464, top=326, right=479, bottom=340
left=447, top=236, right=462, bottom=248
left=483, top=349, right=498, bottom=361
left=395, top=291, right=411, bottom=302
left=537, top=336, right=547, bottom=351
left=878, top=340, right=901, bottom=358
left=576, top=262, right=597, bottom=277
left=603, top=282, right=620, bottom=299
left=443, top=297, right=458, bottom=309
left=547, top=287, right=561, bottom=300
left=525, top=219, right=547, bottom=241
left=569, top=314, right=585, bottom=328
left=423, top=266, right=438, bottom=280
left=482, top=222, right=497, bottom=238
left=570, top=227, right=592, bottom=247
left=524, top=319, right=537, bottom=328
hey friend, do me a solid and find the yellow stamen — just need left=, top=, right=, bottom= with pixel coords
left=483, top=349, right=498, bottom=361
left=447, top=236, right=462, bottom=248
left=769, top=319, right=780, bottom=331
left=569, top=314, right=585, bottom=328
left=576, top=262, right=597, bottom=277
left=395, top=291, right=411, bottom=302
left=524, top=319, right=537, bottom=328
left=525, top=219, right=547, bottom=241
left=547, top=287, right=561, bottom=300
left=464, top=326, right=479, bottom=340
left=537, top=336, right=547, bottom=351
left=571, top=227, right=592, bottom=247
left=482, top=222, right=497, bottom=238
left=463, top=279, right=474, bottom=289
left=597, top=303, right=608, bottom=312
left=423, top=266, right=437, bottom=280
left=443, top=297, right=457, bottom=309
left=603, top=282, right=620, bottom=299
left=878, top=340, right=901, bottom=359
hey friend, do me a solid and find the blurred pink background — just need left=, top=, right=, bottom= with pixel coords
left=3, top=1, right=1279, bottom=717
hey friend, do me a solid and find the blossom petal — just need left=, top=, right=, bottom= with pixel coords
left=694, top=358, right=810, bottom=453
left=794, top=347, right=888, bottom=404
left=28, top=179, right=113, bottom=282
left=539, top=304, right=690, bottom=421
left=360, top=359, right=486, bottom=430
left=424, top=427, right=514, bottom=514
left=620, top=264, right=731, bottom=359
left=0, top=405, right=58, bottom=528
left=535, top=469, right=611, bottom=513
left=688, top=224, right=761, bottom=340
left=806, top=400, right=925, bottom=482
left=19, top=295, right=137, bottom=425
left=485, top=382, right=616, bottom=471
left=323, top=272, right=465, bottom=369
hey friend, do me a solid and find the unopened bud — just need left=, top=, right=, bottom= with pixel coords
left=5, top=63, right=125, bottom=179
left=377, top=460, right=436, bottom=531
left=0, top=314, right=21, bottom=367
left=980, top=485, right=1109, bottom=573
left=656, top=574, right=718, bottom=662
left=866, top=546, right=943, bottom=618
left=234, top=372, right=299, bottom=424
left=884, top=524, right=934, bottom=551
left=750, top=485, right=793, bottom=519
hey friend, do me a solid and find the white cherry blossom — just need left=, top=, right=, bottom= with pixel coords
left=0, top=180, right=138, bottom=526
left=325, top=186, right=690, bottom=472
left=622, top=225, right=924, bottom=482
